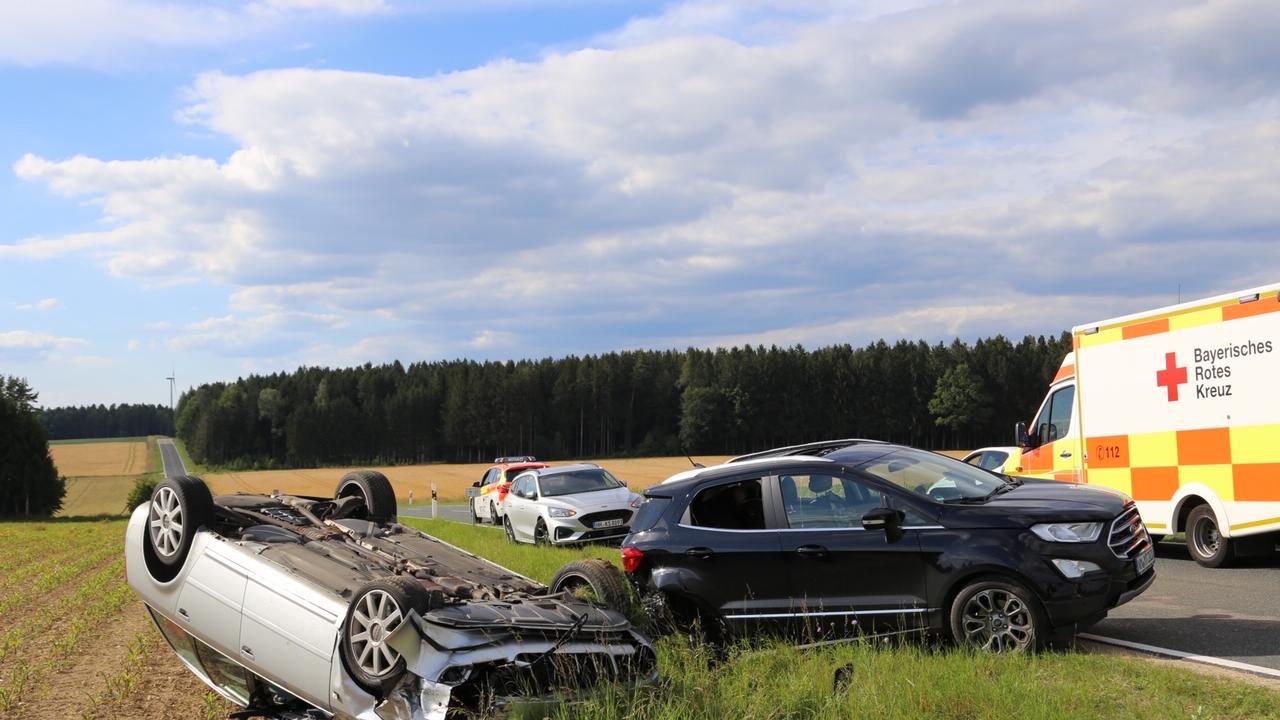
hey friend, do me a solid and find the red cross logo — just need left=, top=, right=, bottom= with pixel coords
left=1155, top=352, right=1188, bottom=402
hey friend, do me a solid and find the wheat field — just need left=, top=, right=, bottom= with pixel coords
left=50, top=440, right=150, bottom=478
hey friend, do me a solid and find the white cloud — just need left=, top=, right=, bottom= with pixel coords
left=10, top=0, right=1280, bottom=363
left=0, top=330, right=88, bottom=362
left=16, top=298, right=59, bottom=311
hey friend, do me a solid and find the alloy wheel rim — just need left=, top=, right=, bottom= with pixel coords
left=960, top=588, right=1034, bottom=652
left=148, top=486, right=183, bottom=557
left=350, top=590, right=403, bottom=677
left=505, top=518, right=515, bottom=542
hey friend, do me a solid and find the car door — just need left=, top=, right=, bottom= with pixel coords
left=505, top=475, right=534, bottom=540
left=1023, top=383, right=1081, bottom=482
left=665, top=475, right=790, bottom=621
left=777, top=471, right=928, bottom=632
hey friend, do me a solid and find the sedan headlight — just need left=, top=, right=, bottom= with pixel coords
left=1031, top=522, right=1103, bottom=543
left=547, top=507, right=577, bottom=518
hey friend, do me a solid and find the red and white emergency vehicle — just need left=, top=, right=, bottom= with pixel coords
left=1013, top=283, right=1280, bottom=567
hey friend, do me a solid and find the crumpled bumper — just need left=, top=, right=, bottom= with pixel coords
left=372, top=598, right=657, bottom=720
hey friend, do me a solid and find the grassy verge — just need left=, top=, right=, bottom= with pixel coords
left=401, top=517, right=620, bottom=582
left=404, top=517, right=1280, bottom=720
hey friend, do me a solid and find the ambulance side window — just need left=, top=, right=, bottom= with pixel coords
left=1038, top=385, right=1075, bottom=444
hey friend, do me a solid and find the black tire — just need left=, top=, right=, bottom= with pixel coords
left=549, top=559, right=634, bottom=614
left=949, top=577, right=1048, bottom=653
left=504, top=516, right=517, bottom=544
left=489, top=500, right=499, bottom=525
left=335, top=470, right=397, bottom=524
left=1186, top=505, right=1235, bottom=568
left=340, top=577, right=440, bottom=696
left=534, top=518, right=550, bottom=545
left=146, top=475, right=214, bottom=571
left=470, top=500, right=479, bottom=525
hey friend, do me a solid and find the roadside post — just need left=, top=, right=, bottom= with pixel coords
left=431, top=484, right=438, bottom=520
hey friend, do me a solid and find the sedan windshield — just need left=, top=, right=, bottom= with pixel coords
left=855, top=448, right=1012, bottom=502
left=538, top=469, right=623, bottom=497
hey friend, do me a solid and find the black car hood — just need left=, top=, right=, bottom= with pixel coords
left=941, top=480, right=1129, bottom=528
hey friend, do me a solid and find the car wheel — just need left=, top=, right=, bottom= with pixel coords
left=549, top=558, right=634, bottom=614
left=489, top=501, right=499, bottom=525
left=340, top=577, right=441, bottom=696
left=534, top=518, right=550, bottom=545
left=504, top=516, right=517, bottom=544
left=1186, top=505, right=1235, bottom=568
left=145, top=475, right=213, bottom=573
left=470, top=501, right=479, bottom=525
left=335, top=470, right=397, bottom=524
left=950, top=578, right=1047, bottom=653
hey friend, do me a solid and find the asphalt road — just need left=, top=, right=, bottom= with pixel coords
left=157, top=438, right=189, bottom=479
left=1089, top=539, right=1280, bottom=671
left=403, top=505, right=1280, bottom=672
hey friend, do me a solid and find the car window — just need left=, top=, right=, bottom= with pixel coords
left=1033, top=385, right=1075, bottom=444
left=780, top=474, right=882, bottom=529
left=538, top=469, right=623, bottom=497
left=856, top=448, right=1006, bottom=502
left=687, top=478, right=766, bottom=530
left=483, top=469, right=498, bottom=486
left=977, top=451, right=1007, bottom=470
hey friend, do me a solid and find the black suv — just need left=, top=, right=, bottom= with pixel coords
left=622, top=440, right=1154, bottom=651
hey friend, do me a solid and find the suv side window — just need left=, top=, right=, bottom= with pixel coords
left=781, top=474, right=882, bottom=529
left=686, top=478, right=766, bottom=530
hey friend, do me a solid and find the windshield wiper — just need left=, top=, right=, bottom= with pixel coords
left=981, top=482, right=1019, bottom=502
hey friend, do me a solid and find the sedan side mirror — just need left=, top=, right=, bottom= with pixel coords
left=862, top=507, right=906, bottom=544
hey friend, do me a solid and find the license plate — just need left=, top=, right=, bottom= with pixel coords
left=593, top=519, right=623, bottom=529
left=1135, top=545, right=1155, bottom=575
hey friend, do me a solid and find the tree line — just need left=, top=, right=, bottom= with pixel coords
left=176, top=333, right=1071, bottom=470
left=0, top=377, right=64, bottom=516
left=37, top=403, right=174, bottom=440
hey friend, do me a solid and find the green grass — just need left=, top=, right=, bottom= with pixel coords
left=172, top=438, right=205, bottom=475
left=401, top=518, right=620, bottom=583
left=404, top=517, right=1280, bottom=720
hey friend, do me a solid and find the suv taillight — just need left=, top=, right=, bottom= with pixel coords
left=622, top=546, right=644, bottom=573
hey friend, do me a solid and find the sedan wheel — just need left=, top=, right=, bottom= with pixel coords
left=490, top=501, right=499, bottom=525
left=534, top=518, right=550, bottom=545
left=504, top=516, right=517, bottom=544
left=950, top=579, right=1046, bottom=653
left=341, top=577, right=439, bottom=696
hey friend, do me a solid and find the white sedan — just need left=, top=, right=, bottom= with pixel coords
left=502, top=464, right=642, bottom=545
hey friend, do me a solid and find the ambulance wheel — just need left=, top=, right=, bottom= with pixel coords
left=1186, top=505, right=1234, bottom=568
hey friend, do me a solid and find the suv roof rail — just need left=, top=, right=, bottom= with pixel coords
left=727, top=439, right=886, bottom=463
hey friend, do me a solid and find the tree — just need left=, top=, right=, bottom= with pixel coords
left=2, top=376, right=38, bottom=412
left=0, top=393, right=65, bottom=516
left=928, top=363, right=993, bottom=447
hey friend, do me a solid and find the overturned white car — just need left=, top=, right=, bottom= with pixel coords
left=126, top=471, right=654, bottom=719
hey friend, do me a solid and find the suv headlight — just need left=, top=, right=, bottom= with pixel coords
left=547, top=507, right=577, bottom=518
left=1031, top=522, right=1103, bottom=543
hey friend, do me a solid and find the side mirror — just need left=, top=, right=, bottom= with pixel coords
left=862, top=507, right=906, bottom=543
left=471, top=481, right=480, bottom=488
left=1015, top=422, right=1029, bottom=448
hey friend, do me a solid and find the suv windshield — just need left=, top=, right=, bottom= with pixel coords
left=855, top=448, right=1011, bottom=502
left=538, top=469, right=623, bottom=497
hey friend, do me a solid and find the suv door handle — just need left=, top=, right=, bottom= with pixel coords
left=795, top=545, right=829, bottom=558
left=1059, top=450, right=1073, bottom=458
left=685, top=547, right=713, bottom=559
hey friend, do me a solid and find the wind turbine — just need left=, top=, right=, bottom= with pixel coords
left=165, top=370, right=175, bottom=416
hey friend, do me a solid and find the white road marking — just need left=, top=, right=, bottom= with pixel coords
left=1080, top=633, right=1280, bottom=679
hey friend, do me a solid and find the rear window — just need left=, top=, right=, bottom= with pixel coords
left=631, top=497, right=672, bottom=532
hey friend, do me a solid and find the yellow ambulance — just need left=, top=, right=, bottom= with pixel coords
left=1013, top=283, right=1280, bottom=567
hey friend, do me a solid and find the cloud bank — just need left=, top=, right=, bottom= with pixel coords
left=8, top=0, right=1280, bottom=364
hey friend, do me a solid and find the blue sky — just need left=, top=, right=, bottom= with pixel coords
left=2, top=0, right=1279, bottom=407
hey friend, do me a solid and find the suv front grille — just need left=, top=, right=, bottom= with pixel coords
left=1109, top=504, right=1151, bottom=559
left=579, top=509, right=633, bottom=527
